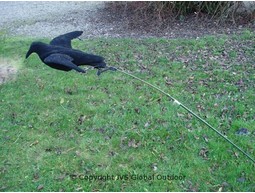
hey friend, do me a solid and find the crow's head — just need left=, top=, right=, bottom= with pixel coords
left=26, top=42, right=44, bottom=59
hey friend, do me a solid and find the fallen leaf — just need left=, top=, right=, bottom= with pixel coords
left=128, top=139, right=141, bottom=148
left=177, top=113, right=185, bottom=117
left=0, top=186, right=7, bottom=191
left=60, top=98, right=65, bottom=104
left=134, top=108, right=140, bottom=114
left=185, top=180, right=198, bottom=192
left=222, top=182, right=229, bottom=187
left=196, top=104, right=205, bottom=112
left=199, top=147, right=209, bottom=159
left=55, top=148, right=62, bottom=155
left=78, top=115, right=86, bottom=125
left=63, top=147, right=75, bottom=154
left=75, top=150, right=81, bottom=157
left=56, top=174, right=66, bottom=181
left=33, top=173, right=39, bottom=181
left=65, top=88, right=73, bottom=95
left=76, top=186, right=83, bottom=191
left=37, top=184, right=44, bottom=190
left=151, top=163, right=158, bottom=171
left=203, top=135, right=209, bottom=143
left=30, top=140, right=39, bottom=147
left=237, top=177, right=246, bottom=183
left=45, top=147, right=53, bottom=152
left=144, top=122, right=150, bottom=128
left=235, top=128, right=250, bottom=135
left=108, top=151, right=116, bottom=156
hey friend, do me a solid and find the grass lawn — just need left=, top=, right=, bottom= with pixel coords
left=0, top=30, right=254, bottom=191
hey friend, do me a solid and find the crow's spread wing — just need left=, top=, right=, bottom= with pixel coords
left=44, top=53, right=86, bottom=73
left=50, top=31, right=83, bottom=48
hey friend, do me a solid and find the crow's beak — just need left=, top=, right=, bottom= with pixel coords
left=26, top=48, right=32, bottom=59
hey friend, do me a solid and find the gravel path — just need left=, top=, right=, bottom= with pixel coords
left=0, top=1, right=108, bottom=38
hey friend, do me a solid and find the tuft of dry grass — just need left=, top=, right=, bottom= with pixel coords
left=0, top=57, right=21, bottom=84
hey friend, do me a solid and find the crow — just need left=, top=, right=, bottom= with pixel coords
left=26, top=31, right=116, bottom=75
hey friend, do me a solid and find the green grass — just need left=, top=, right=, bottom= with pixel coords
left=0, top=30, right=254, bottom=191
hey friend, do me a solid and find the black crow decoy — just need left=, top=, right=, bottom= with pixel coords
left=26, top=31, right=116, bottom=75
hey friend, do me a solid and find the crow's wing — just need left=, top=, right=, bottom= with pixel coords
left=50, top=31, right=83, bottom=48
left=44, top=53, right=86, bottom=73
